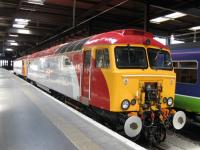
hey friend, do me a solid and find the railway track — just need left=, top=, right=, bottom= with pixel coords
left=147, top=129, right=200, bottom=150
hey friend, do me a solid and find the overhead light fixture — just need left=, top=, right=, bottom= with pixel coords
left=150, top=12, right=186, bottom=24
left=15, top=18, right=30, bottom=23
left=189, top=26, right=200, bottom=31
left=16, top=29, right=31, bottom=34
left=27, top=0, right=45, bottom=5
left=150, top=17, right=170, bottom=24
left=13, top=18, right=30, bottom=28
left=7, top=40, right=16, bottom=43
left=9, top=34, right=19, bottom=37
left=6, top=48, right=13, bottom=51
left=165, top=12, right=186, bottom=19
left=10, top=42, right=19, bottom=46
left=13, top=24, right=26, bottom=28
left=20, top=7, right=36, bottom=11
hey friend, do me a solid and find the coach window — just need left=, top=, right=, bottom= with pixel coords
left=173, top=61, right=198, bottom=84
left=96, top=49, right=110, bottom=68
left=173, top=61, right=178, bottom=68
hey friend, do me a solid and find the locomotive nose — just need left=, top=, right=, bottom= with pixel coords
left=172, top=111, right=186, bottom=130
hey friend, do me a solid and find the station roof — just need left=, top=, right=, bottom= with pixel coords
left=0, top=0, right=200, bottom=58
left=19, top=29, right=168, bottom=59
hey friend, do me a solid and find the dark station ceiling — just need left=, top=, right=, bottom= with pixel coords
left=0, top=0, right=200, bottom=58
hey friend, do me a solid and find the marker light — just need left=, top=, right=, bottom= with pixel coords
left=131, top=99, right=136, bottom=105
left=145, top=39, right=151, bottom=45
left=163, top=97, right=167, bottom=103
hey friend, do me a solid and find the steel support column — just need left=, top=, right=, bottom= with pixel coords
left=166, top=36, right=171, bottom=45
left=72, top=0, right=76, bottom=27
left=144, top=3, right=150, bottom=32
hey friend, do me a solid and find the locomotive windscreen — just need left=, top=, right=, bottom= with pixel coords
left=115, top=46, right=147, bottom=69
left=148, top=48, right=173, bottom=70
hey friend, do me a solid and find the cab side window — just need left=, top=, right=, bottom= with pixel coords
left=96, top=50, right=104, bottom=68
left=96, top=49, right=110, bottom=68
left=84, top=50, right=91, bottom=68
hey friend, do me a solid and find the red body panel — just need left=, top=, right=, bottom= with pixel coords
left=90, top=61, right=110, bottom=110
left=64, top=51, right=110, bottom=110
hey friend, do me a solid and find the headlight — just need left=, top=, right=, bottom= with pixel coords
left=121, top=99, right=130, bottom=110
left=167, top=97, right=173, bottom=106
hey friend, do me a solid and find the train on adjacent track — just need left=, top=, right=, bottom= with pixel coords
left=13, top=29, right=186, bottom=144
left=171, top=43, right=200, bottom=122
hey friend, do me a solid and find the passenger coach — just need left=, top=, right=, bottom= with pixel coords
left=171, top=43, right=200, bottom=121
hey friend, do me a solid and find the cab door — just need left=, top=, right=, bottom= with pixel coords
left=81, top=50, right=91, bottom=105
left=23, top=60, right=27, bottom=77
left=22, top=60, right=27, bottom=77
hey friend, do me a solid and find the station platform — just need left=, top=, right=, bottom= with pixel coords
left=0, top=68, right=145, bottom=150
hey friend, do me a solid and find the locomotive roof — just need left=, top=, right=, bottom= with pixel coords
left=84, top=29, right=167, bottom=49
left=15, top=45, right=62, bottom=60
left=17, top=29, right=169, bottom=60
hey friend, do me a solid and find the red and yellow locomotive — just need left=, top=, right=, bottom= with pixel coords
left=14, top=29, right=186, bottom=144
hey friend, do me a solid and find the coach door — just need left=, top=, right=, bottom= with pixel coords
left=81, top=50, right=91, bottom=105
